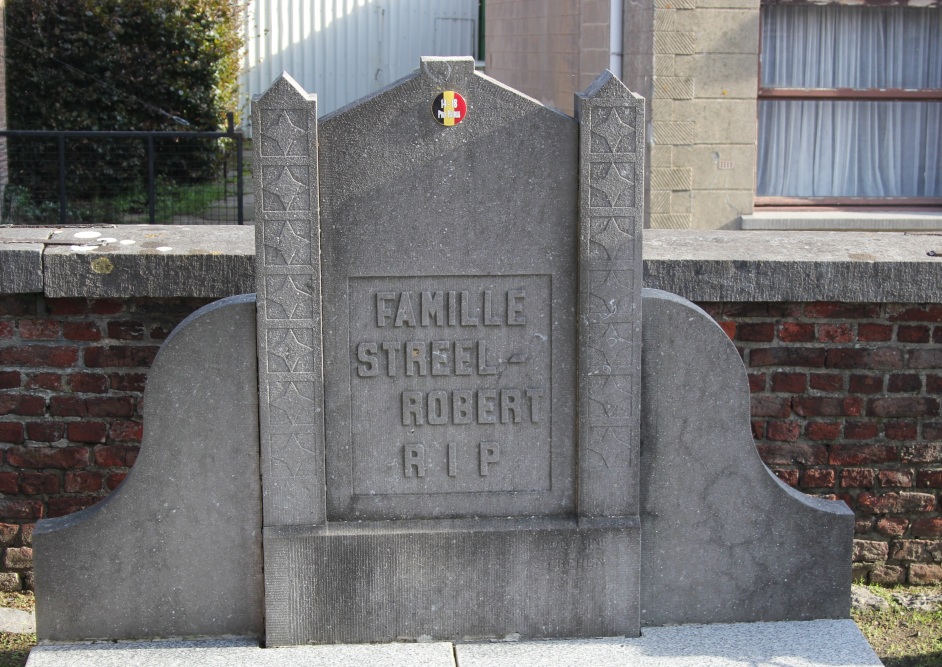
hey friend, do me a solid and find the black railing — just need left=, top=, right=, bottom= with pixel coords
left=0, top=113, right=244, bottom=225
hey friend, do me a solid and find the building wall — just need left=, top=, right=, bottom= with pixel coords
left=242, top=0, right=480, bottom=128
left=1, top=291, right=940, bottom=589
left=489, top=0, right=760, bottom=228
left=484, top=0, right=611, bottom=115
left=646, top=0, right=759, bottom=229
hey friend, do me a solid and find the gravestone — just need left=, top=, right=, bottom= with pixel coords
left=254, top=57, right=643, bottom=645
left=31, top=57, right=854, bottom=654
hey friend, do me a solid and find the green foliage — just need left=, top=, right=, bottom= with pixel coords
left=0, top=632, right=34, bottom=667
left=5, top=0, right=243, bottom=212
left=853, top=584, right=942, bottom=667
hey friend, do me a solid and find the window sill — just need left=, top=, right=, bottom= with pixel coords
left=741, top=210, right=942, bottom=232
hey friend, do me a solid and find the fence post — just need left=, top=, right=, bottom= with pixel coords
left=57, top=135, right=67, bottom=225
left=227, top=112, right=244, bottom=226
left=147, top=136, right=156, bottom=225
left=236, top=131, right=244, bottom=226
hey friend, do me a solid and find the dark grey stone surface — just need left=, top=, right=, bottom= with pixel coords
left=264, top=517, right=639, bottom=645
left=0, top=244, right=43, bottom=294
left=318, top=57, right=580, bottom=521
left=254, top=58, right=642, bottom=647
left=0, top=228, right=48, bottom=294
left=575, top=72, right=644, bottom=518
left=41, top=226, right=254, bottom=298
left=252, top=73, right=327, bottom=527
left=643, top=229, right=942, bottom=303
left=33, top=295, right=263, bottom=641
left=639, top=288, right=854, bottom=626
left=4, top=226, right=942, bottom=303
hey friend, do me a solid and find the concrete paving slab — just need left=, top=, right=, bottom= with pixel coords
left=25, top=620, right=881, bottom=667
left=0, top=607, right=35, bottom=634
left=455, top=620, right=882, bottom=667
left=26, top=638, right=457, bottom=666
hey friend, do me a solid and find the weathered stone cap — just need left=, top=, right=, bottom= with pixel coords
left=0, top=225, right=253, bottom=297
left=644, top=229, right=942, bottom=303
left=2, top=225, right=941, bottom=303
left=0, top=227, right=51, bottom=294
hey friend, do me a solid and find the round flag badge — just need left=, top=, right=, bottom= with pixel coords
left=433, top=91, right=466, bottom=126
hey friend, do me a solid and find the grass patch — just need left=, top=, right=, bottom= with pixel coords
left=0, top=633, right=35, bottom=667
left=0, top=593, right=35, bottom=667
left=852, top=584, right=942, bottom=667
left=0, top=593, right=33, bottom=614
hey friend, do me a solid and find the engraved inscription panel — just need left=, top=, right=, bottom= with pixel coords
left=348, top=275, right=552, bottom=496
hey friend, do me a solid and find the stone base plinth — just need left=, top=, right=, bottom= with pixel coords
left=264, top=516, right=640, bottom=646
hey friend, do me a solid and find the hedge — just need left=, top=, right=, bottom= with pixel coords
left=4, top=0, right=243, bottom=217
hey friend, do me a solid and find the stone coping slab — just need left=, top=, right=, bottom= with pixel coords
left=26, top=620, right=882, bottom=666
left=1, top=225, right=939, bottom=302
left=0, top=607, right=36, bottom=634
left=742, top=210, right=942, bottom=232
left=37, top=225, right=254, bottom=298
left=0, top=227, right=51, bottom=294
left=643, top=230, right=942, bottom=303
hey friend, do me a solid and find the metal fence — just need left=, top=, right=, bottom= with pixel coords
left=0, top=114, right=245, bottom=226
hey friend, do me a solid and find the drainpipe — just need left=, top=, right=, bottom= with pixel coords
left=609, top=0, right=623, bottom=79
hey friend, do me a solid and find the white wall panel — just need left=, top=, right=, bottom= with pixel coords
left=242, top=0, right=479, bottom=134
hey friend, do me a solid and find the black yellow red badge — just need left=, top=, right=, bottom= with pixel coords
left=433, top=91, right=466, bottom=126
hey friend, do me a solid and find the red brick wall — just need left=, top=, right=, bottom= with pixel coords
left=0, top=295, right=213, bottom=591
left=706, top=301, right=942, bottom=587
left=1, top=294, right=940, bottom=589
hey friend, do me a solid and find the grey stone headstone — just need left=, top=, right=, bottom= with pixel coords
left=33, top=295, right=263, bottom=641
left=29, top=58, right=856, bottom=654
left=256, top=58, right=643, bottom=645
left=318, top=57, right=580, bottom=521
left=639, top=288, right=854, bottom=626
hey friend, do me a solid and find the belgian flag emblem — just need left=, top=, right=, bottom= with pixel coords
left=432, top=91, right=467, bottom=126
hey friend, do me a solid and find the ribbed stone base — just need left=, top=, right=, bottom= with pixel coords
left=263, top=516, right=640, bottom=646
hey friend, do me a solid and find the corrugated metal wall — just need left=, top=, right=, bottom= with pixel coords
left=242, top=0, right=479, bottom=132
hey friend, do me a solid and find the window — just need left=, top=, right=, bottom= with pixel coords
left=756, top=4, right=942, bottom=206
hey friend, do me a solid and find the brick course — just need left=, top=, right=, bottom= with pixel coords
left=711, top=301, right=942, bottom=586
left=1, top=296, right=941, bottom=588
left=0, top=295, right=213, bottom=588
